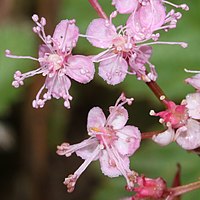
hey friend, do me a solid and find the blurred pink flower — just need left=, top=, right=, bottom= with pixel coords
left=6, top=15, right=95, bottom=108
left=57, top=93, right=141, bottom=192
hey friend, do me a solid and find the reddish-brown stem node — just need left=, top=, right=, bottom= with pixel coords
left=145, top=81, right=169, bottom=107
left=88, top=0, right=108, bottom=19
left=141, top=130, right=165, bottom=139
left=168, top=180, right=200, bottom=198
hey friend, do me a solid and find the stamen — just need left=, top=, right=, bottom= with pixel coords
left=139, top=41, right=188, bottom=48
left=57, top=138, right=97, bottom=157
left=150, top=110, right=155, bottom=116
left=63, top=145, right=101, bottom=192
left=184, top=68, right=200, bottom=74
left=163, top=1, right=189, bottom=11
left=5, top=50, right=38, bottom=61
left=160, top=95, right=166, bottom=101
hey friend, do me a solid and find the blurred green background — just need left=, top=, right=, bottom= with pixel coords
left=0, top=0, right=200, bottom=200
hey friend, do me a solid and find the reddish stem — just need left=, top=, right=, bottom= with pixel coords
left=168, top=180, right=200, bottom=198
left=145, top=81, right=168, bottom=107
left=88, top=0, right=108, bottom=19
left=172, top=164, right=181, bottom=188
left=141, top=130, right=165, bottom=139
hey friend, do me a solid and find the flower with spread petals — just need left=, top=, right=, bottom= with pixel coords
left=56, top=93, right=141, bottom=192
left=6, top=14, right=95, bottom=108
left=150, top=94, right=200, bottom=150
left=85, top=11, right=187, bottom=84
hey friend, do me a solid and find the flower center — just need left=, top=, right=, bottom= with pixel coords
left=112, top=35, right=132, bottom=53
left=90, top=126, right=117, bottom=146
left=156, top=101, right=189, bottom=129
left=47, top=54, right=63, bottom=71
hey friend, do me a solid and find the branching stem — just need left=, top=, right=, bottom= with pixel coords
left=88, top=0, right=108, bottom=19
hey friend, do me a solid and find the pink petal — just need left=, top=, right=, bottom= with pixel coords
left=152, top=128, right=175, bottom=146
left=86, top=18, right=117, bottom=48
left=129, top=46, right=152, bottom=75
left=114, top=125, right=141, bottom=156
left=87, top=107, right=106, bottom=132
left=45, top=73, right=71, bottom=99
left=66, top=55, right=95, bottom=83
left=137, top=46, right=153, bottom=64
left=138, top=1, right=166, bottom=30
left=39, top=44, right=51, bottom=58
left=99, top=149, right=130, bottom=177
left=113, top=0, right=138, bottom=14
left=53, top=19, right=79, bottom=50
left=176, top=119, right=200, bottom=150
left=126, top=12, right=149, bottom=41
left=107, top=106, right=128, bottom=130
left=185, top=74, right=200, bottom=90
left=99, top=56, right=128, bottom=85
left=76, top=138, right=100, bottom=161
left=185, top=93, right=200, bottom=119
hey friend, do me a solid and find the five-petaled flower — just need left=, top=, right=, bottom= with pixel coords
left=57, top=93, right=141, bottom=192
left=150, top=94, right=200, bottom=150
left=85, top=10, right=187, bottom=85
left=6, top=14, right=95, bottom=108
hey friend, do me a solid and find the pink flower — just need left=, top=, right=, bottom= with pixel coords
left=133, top=176, right=167, bottom=199
left=112, top=0, right=138, bottom=14
left=126, top=0, right=189, bottom=41
left=86, top=11, right=187, bottom=84
left=6, top=15, right=95, bottom=108
left=56, top=93, right=141, bottom=192
left=185, top=69, right=200, bottom=92
left=151, top=94, right=200, bottom=150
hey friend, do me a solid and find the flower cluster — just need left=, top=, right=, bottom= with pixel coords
left=4, top=0, right=200, bottom=199
left=86, top=0, right=188, bottom=84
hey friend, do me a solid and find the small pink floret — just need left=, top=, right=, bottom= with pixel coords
left=57, top=94, right=141, bottom=192
left=7, top=15, right=95, bottom=108
left=134, top=176, right=167, bottom=199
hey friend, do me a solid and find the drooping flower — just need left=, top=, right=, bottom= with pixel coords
left=6, top=15, right=95, bottom=108
left=85, top=11, right=187, bottom=85
left=126, top=0, right=189, bottom=41
left=150, top=94, right=200, bottom=150
left=185, top=69, right=200, bottom=92
left=56, top=93, right=141, bottom=192
left=112, top=0, right=189, bottom=14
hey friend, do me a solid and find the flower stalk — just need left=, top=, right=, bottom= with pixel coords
left=88, top=0, right=108, bottom=19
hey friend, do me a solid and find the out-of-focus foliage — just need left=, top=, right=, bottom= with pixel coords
left=0, top=22, right=36, bottom=116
